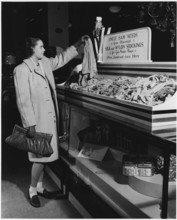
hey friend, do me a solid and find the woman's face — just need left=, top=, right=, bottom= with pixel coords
left=32, top=40, right=45, bottom=59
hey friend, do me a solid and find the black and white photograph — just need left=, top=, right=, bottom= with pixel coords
left=1, top=1, right=176, bottom=218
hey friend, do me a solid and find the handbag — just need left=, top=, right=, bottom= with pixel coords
left=5, top=124, right=54, bottom=157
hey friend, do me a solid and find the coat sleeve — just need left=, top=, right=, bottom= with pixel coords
left=49, top=46, right=78, bottom=71
left=13, top=65, right=36, bottom=128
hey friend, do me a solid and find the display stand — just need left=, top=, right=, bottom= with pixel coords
left=49, top=27, right=176, bottom=218
left=54, top=60, right=176, bottom=218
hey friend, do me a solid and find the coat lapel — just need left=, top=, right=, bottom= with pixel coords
left=23, top=58, right=46, bottom=80
left=23, top=57, right=56, bottom=95
left=41, top=58, right=56, bottom=92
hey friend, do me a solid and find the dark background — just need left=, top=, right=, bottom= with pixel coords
left=2, top=1, right=176, bottom=63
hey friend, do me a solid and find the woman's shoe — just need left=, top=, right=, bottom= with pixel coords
left=28, top=193, right=41, bottom=208
left=37, top=189, right=66, bottom=200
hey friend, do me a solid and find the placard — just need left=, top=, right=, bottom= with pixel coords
left=78, top=143, right=109, bottom=161
left=103, top=27, right=151, bottom=63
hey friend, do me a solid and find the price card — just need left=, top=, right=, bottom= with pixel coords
left=103, top=27, right=152, bottom=63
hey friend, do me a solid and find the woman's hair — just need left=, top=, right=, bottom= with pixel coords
left=25, top=37, right=42, bottom=57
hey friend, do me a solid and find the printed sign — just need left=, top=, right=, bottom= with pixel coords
left=103, top=27, right=151, bottom=63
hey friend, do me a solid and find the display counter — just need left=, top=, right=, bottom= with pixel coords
left=59, top=146, right=162, bottom=218
left=47, top=62, right=176, bottom=218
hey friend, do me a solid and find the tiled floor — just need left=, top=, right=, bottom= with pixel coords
left=1, top=147, right=82, bottom=218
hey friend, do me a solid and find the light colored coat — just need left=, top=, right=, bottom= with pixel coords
left=13, top=46, right=78, bottom=162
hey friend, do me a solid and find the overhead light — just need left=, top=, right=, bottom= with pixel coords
left=109, top=5, right=121, bottom=13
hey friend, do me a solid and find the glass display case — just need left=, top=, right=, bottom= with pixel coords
left=55, top=62, right=176, bottom=218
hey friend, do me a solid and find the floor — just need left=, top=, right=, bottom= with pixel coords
left=1, top=99, right=82, bottom=218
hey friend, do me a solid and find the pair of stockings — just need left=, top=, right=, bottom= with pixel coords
left=82, top=37, right=97, bottom=78
left=79, top=37, right=97, bottom=87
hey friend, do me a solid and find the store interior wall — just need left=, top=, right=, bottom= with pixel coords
left=48, top=2, right=69, bottom=49
left=2, top=2, right=176, bottom=64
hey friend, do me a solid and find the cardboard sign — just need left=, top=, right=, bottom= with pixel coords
left=103, top=27, right=151, bottom=63
left=78, top=143, right=109, bottom=161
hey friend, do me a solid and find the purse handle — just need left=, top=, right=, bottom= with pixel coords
left=13, top=124, right=28, bottom=134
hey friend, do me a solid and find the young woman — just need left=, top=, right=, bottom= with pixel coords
left=13, top=37, right=85, bottom=207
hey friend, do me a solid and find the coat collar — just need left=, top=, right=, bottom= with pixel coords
left=23, top=58, right=56, bottom=92
left=23, top=58, right=34, bottom=72
left=23, top=58, right=45, bottom=78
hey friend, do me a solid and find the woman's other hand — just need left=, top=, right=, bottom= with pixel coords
left=81, top=35, right=90, bottom=41
left=74, top=35, right=90, bottom=50
left=27, top=125, right=36, bottom=138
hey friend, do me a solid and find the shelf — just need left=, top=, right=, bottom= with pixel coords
left=60, top=147, right=164, bottom=218
left=98, top=62, right=177, bottom=69
left=97, top=62, right=177, bottom=79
